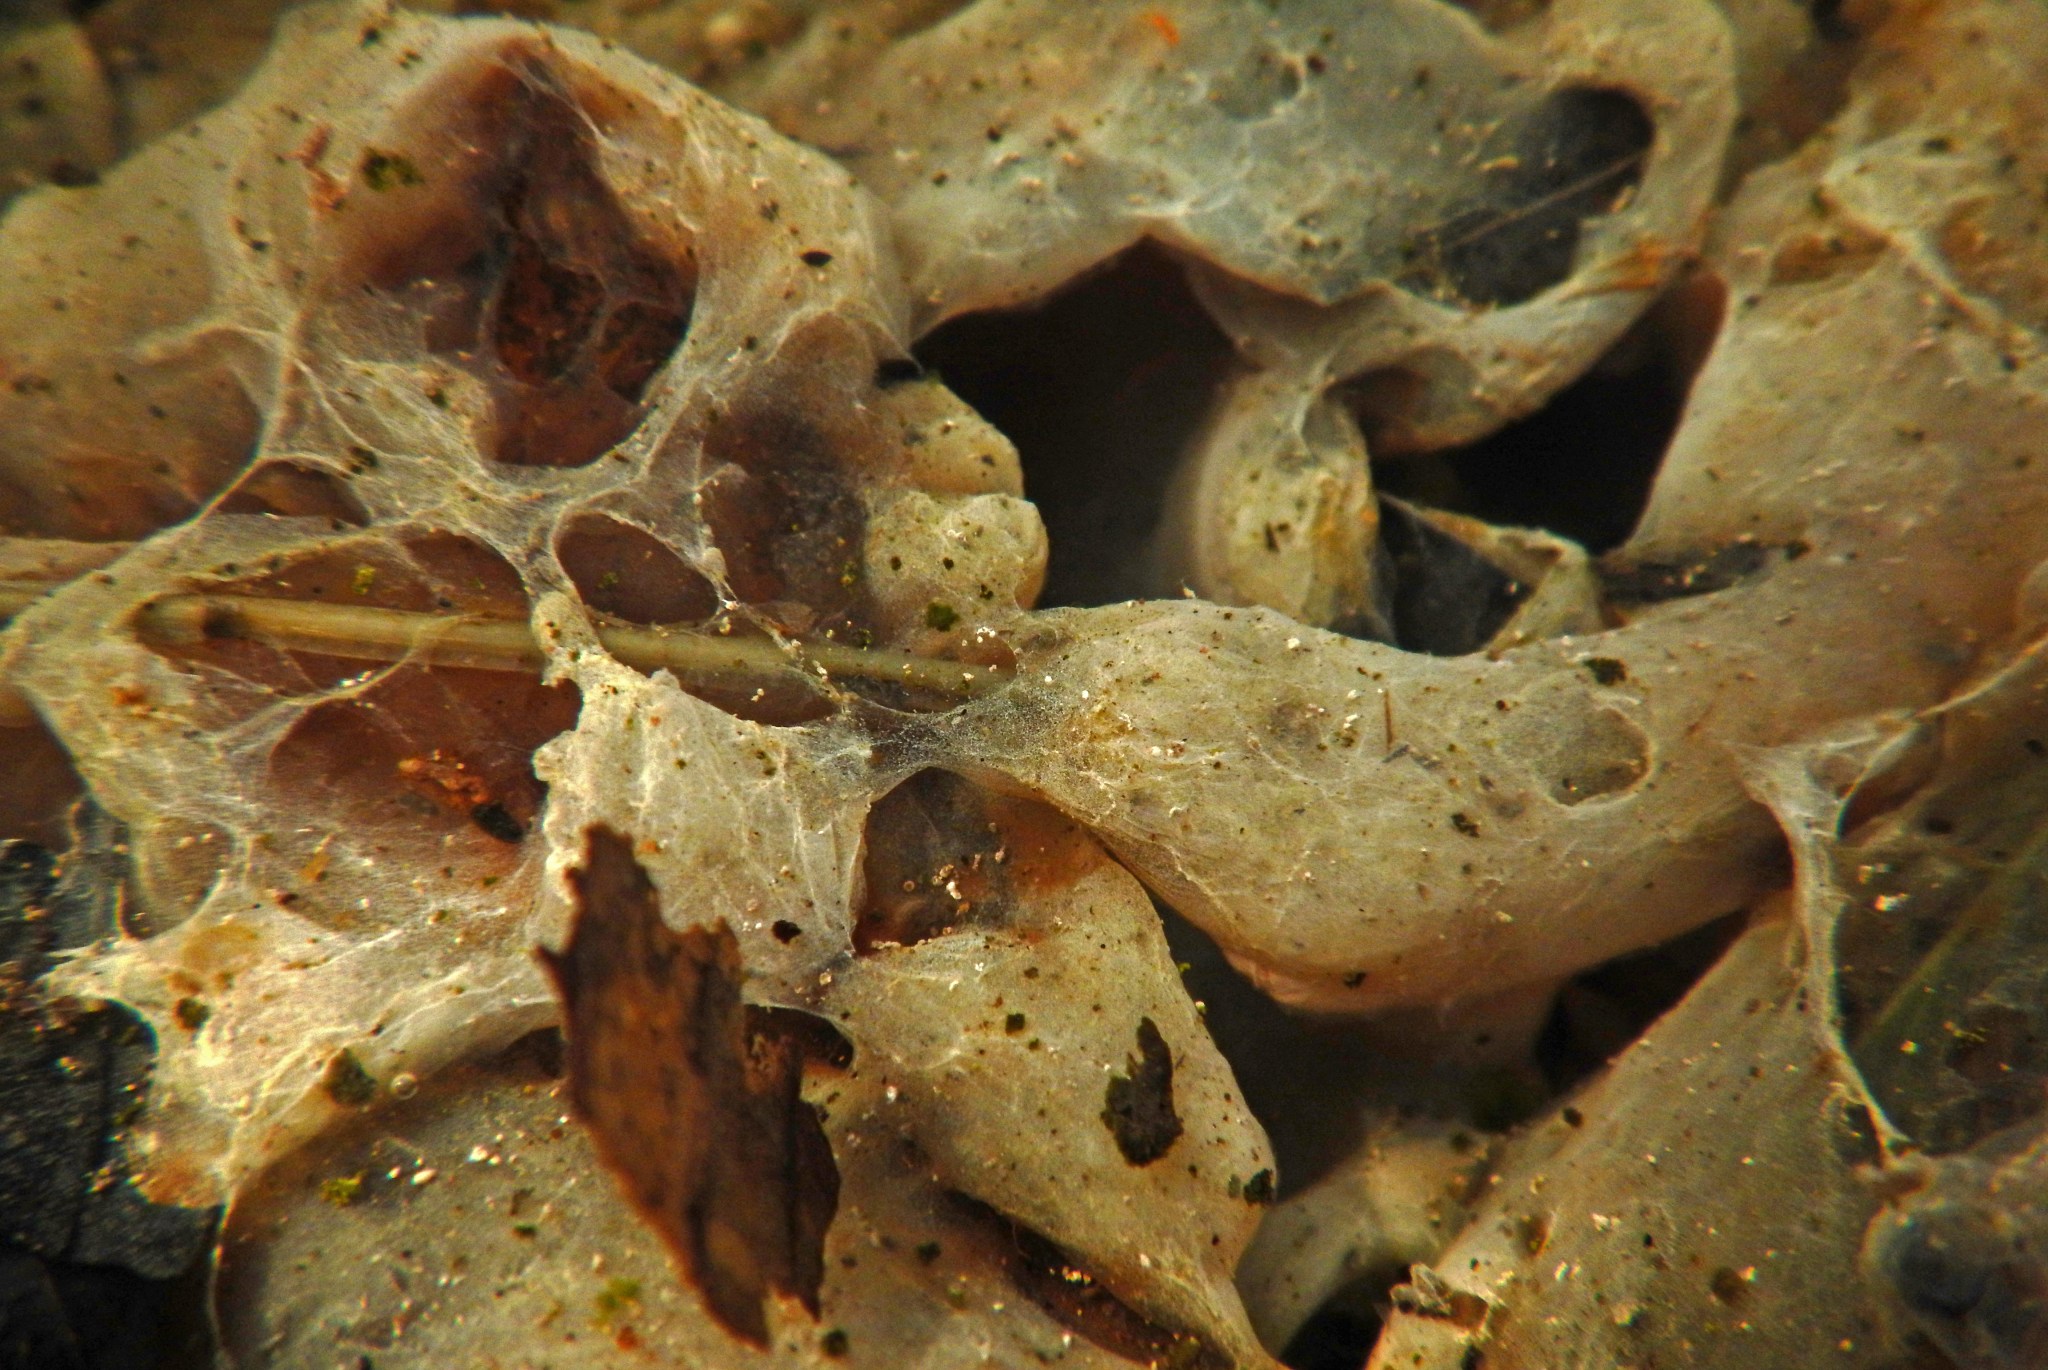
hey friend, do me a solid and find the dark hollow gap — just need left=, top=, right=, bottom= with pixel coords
left=912, top=241, right=1238, bottom=608
left=0, top=716, right=85, bottom=851
left=1398, top=85, right=1654, bottom=308
left=1365, top=269, right=1726, bottom=554
left=1374, top=496, right=1528, bottom=656
left=942, top=1192, right=1229, bottom=1370
left=1280, top=1294, right=1385, bottom=1370
left=1157, top=907, right=1400, bottom=1196
left=1441, top=0, right=1551, bottom=31
left=477, top=77, right=696, bottom=467
left=1535, top=907, right=1750, bottom=1093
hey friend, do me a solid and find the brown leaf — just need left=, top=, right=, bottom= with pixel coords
left=538, top=824, right=840, bottom=1346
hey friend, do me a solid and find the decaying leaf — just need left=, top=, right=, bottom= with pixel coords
left=4, top=0, right=2048, bottom=1366
left=541, top=823, right=839, bottom=1345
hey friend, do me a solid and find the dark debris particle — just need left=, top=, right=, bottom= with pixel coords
left=923, top=601, right=960, bottom=631
left=1583, top=657, right=1629, bottom=686
left=771, top=919, right=804, bottom=943
left=820, top=1328, right=850, bottom=1357
left=800, top=250, right=834, bottom=267
left=1241, top=1168, right=1276, bottom=1205
left=469, top=802, right=525, bottom=844
left=320, top=1049, right=377, bottom=1108
left=1450, top=812, right=1481, bottom=837
left=1708, top=1265, right=1750, bottom=1306
left=45, top=161, right=100, bottom=188
left=874, top=357, right=924, bottom=388
left=357, top=148, right=423, bottom=191
left=1101, top=1017, right=1182, bottom=1166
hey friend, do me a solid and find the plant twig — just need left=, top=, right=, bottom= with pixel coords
left=0, top=577, right=1006, bottom=727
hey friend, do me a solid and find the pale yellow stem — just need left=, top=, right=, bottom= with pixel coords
left=0, top=577, right=1005, bottom=728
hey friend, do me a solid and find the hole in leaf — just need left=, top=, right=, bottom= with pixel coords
left=1441, top=0, right=1550, bottom=30
left=1366, top=269, right=1726, bottom=553
left=913, top=241, right=1236, bottom=608
left=1397, top=85, right=1654, bottom=308
left=555, top=513, right=718, bottom=625
left=320, top=48, right=695, bottom=470
left=1536, top=908, right=1749, bottom=1091
left=855, top=769, right=1106, bottom=953
left=1280, top=1297, right=1384, bottom=1370
left=692, top=320, right=875, bottom=636
left=267, top=667, right=581, bottom=922
left=216, top=461, right=370, bottom=527
left=697, top=416, right=865, bottom=623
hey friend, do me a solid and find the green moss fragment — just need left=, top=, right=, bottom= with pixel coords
left=594, top=1276, right=642, bottom=1320
left=321, top=1048, right=377, bottom=1107
left=359, top=149, right=423, bottom=190
left=320, top=1173, right=364, bottom=1206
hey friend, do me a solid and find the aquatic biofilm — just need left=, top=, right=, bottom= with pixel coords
left=2, top=1, right=2047, bottom=1367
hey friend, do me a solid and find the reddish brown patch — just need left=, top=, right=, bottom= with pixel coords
left=696, top=402, right=866, bottom=622
left=311, top=47, right=695, bottom=469
left=290, top=124, right=346, bottom=213
left=539, top=826, right=841, bottom=1346
left=555, top=513, right=719, bottom=625
left=1140, top=9, right=1181, bottom=45
left=0, top=715, right=85, bottom=848
left=216, top=461, right=370, bottom=526
left=855, top=770, right=1108, bottom=952
left=265, top=666, right=577, bottom=901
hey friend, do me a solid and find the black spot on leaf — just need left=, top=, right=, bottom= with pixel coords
left=1101, top=1017, right=1182, bottom=1165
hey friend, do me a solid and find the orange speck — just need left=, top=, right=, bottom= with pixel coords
left=1141, top=10, right=1180, bottom=45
